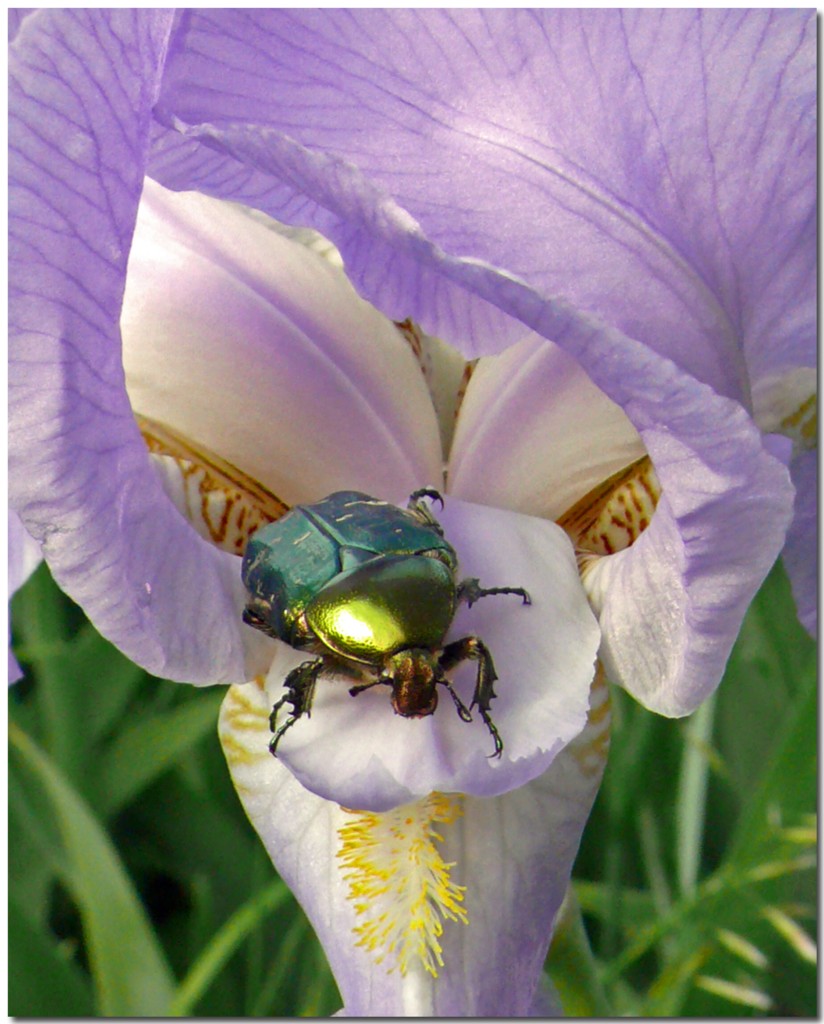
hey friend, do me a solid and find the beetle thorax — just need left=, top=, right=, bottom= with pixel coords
left=382, top=648, right=441, bottom=718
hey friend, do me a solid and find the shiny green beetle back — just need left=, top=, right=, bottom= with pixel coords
left=241, top=491, right=457, bottom=645
left=305, top=555, right=456, bottom=664
left=301, top=492, right=457, bottom=571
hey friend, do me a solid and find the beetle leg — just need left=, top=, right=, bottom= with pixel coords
left=438, top=676, right=473, bottom=723
left=456, top=577, right=531, bottom=608
left=348, top=678, right=391, bottom=697
left=439, top=636, right=503, bottom=758
left=406, top=488, right=446, bottom=535
left=269, top=658, right=323, bottom=756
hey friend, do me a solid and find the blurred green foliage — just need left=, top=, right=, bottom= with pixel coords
left=9, top=561, right=816, bottom=1016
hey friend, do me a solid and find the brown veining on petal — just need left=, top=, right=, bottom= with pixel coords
left=557, top=455, right=660, bottom=556
left=138, top=413, right=289, bottom=552
left=395, top=317, right=425, bottom=368
left=453, top=359, right=478, bottom=426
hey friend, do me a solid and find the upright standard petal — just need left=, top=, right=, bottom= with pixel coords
left=218, top=670, right=610, bottom=1015
left=449, top=334, right=645, bottom=520
left=9, top=11, right=251, bottom=684
left=150, top=10, right=814, bottom=406
left=122, top=181, right=443, bottom=506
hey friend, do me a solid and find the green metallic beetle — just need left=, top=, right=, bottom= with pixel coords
left=241, top=489, right=530, bottom=758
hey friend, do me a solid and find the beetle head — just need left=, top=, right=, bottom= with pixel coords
left=381, top=648, right=441, bottom=718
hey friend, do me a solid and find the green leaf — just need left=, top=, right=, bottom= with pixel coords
left=9, top=893, right=94, bottom=1017
left=9, top=766, right=67, bottom=916
left=574, top=881, right=655, bottom=926
left=13, top=565, right=146, bottom=792
left=714, top=563, right=816, bottom=806
left=170, top=878, right=292, bottom=1015
left=67, top=627, right=147, bottom=745
left=10, top=723, right=176, bottom=1016
left=726, top=664, right=816, bottom=868
left=93, top=688, right=226, bottom=816
left=250, top=914, right=312, bottom=1016
left=548, top=892, right=613, bottom=1017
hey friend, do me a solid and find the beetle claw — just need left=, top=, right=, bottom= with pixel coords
left=408, top=486, right=444, bottom=509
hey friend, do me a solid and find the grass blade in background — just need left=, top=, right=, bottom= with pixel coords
left=9, top=724, right=177, bottom=1016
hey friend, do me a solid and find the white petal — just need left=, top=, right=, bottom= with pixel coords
left=122, top=180, right=443, bottom=505
left=448, top=334, right=646, bottom=519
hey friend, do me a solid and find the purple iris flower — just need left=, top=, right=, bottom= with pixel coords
left=10, top=9, right=814, bottom=1016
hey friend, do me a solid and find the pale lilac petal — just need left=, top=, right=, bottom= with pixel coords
left=527, top=977, right=563, bottom=1017
left=445, top=287, right=792, bottom=714
left=579, top=428, right=789, bottom=718
left=219, top=673, right=609, bottom=1015
left=9, top=8, right=35, bottom=41
left=782, top=450, right=817, bottom=635
left=267, top=498, right=599, bottom=811
left=150, top=11, right=814, bottom=406
left=9, top=11, right=247, bottom=684
left=122, top=181, right=442, bottom=505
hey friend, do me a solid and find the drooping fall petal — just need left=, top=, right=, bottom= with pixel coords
left=219, top=671, right=610, bottom=1015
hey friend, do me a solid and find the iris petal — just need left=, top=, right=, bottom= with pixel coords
left=219, top=668, right=608, bottom=1015
left=123, top=181, right=443, bottom=505
left=143, top=9, right=807, bottom=685
left=452, top=298, right=793, bottom=716
left=9, top=11, right=248, bottom=684
left=150, top=10, right=813, bottom=406
left=449, top=333, right=645, bottom=519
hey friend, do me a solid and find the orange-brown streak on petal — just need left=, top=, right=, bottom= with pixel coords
left=395, top=318, right=425, bottom=367
left=443, top=361, right=477, bottom=492
left=138, top=413, right=289, bottom=552
left=453, top=360, right=478, bottom=428
left=557, top=456, right=661, bottom=556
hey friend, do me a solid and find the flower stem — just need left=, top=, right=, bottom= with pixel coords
left=676, top=693, right=716, bottom=896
